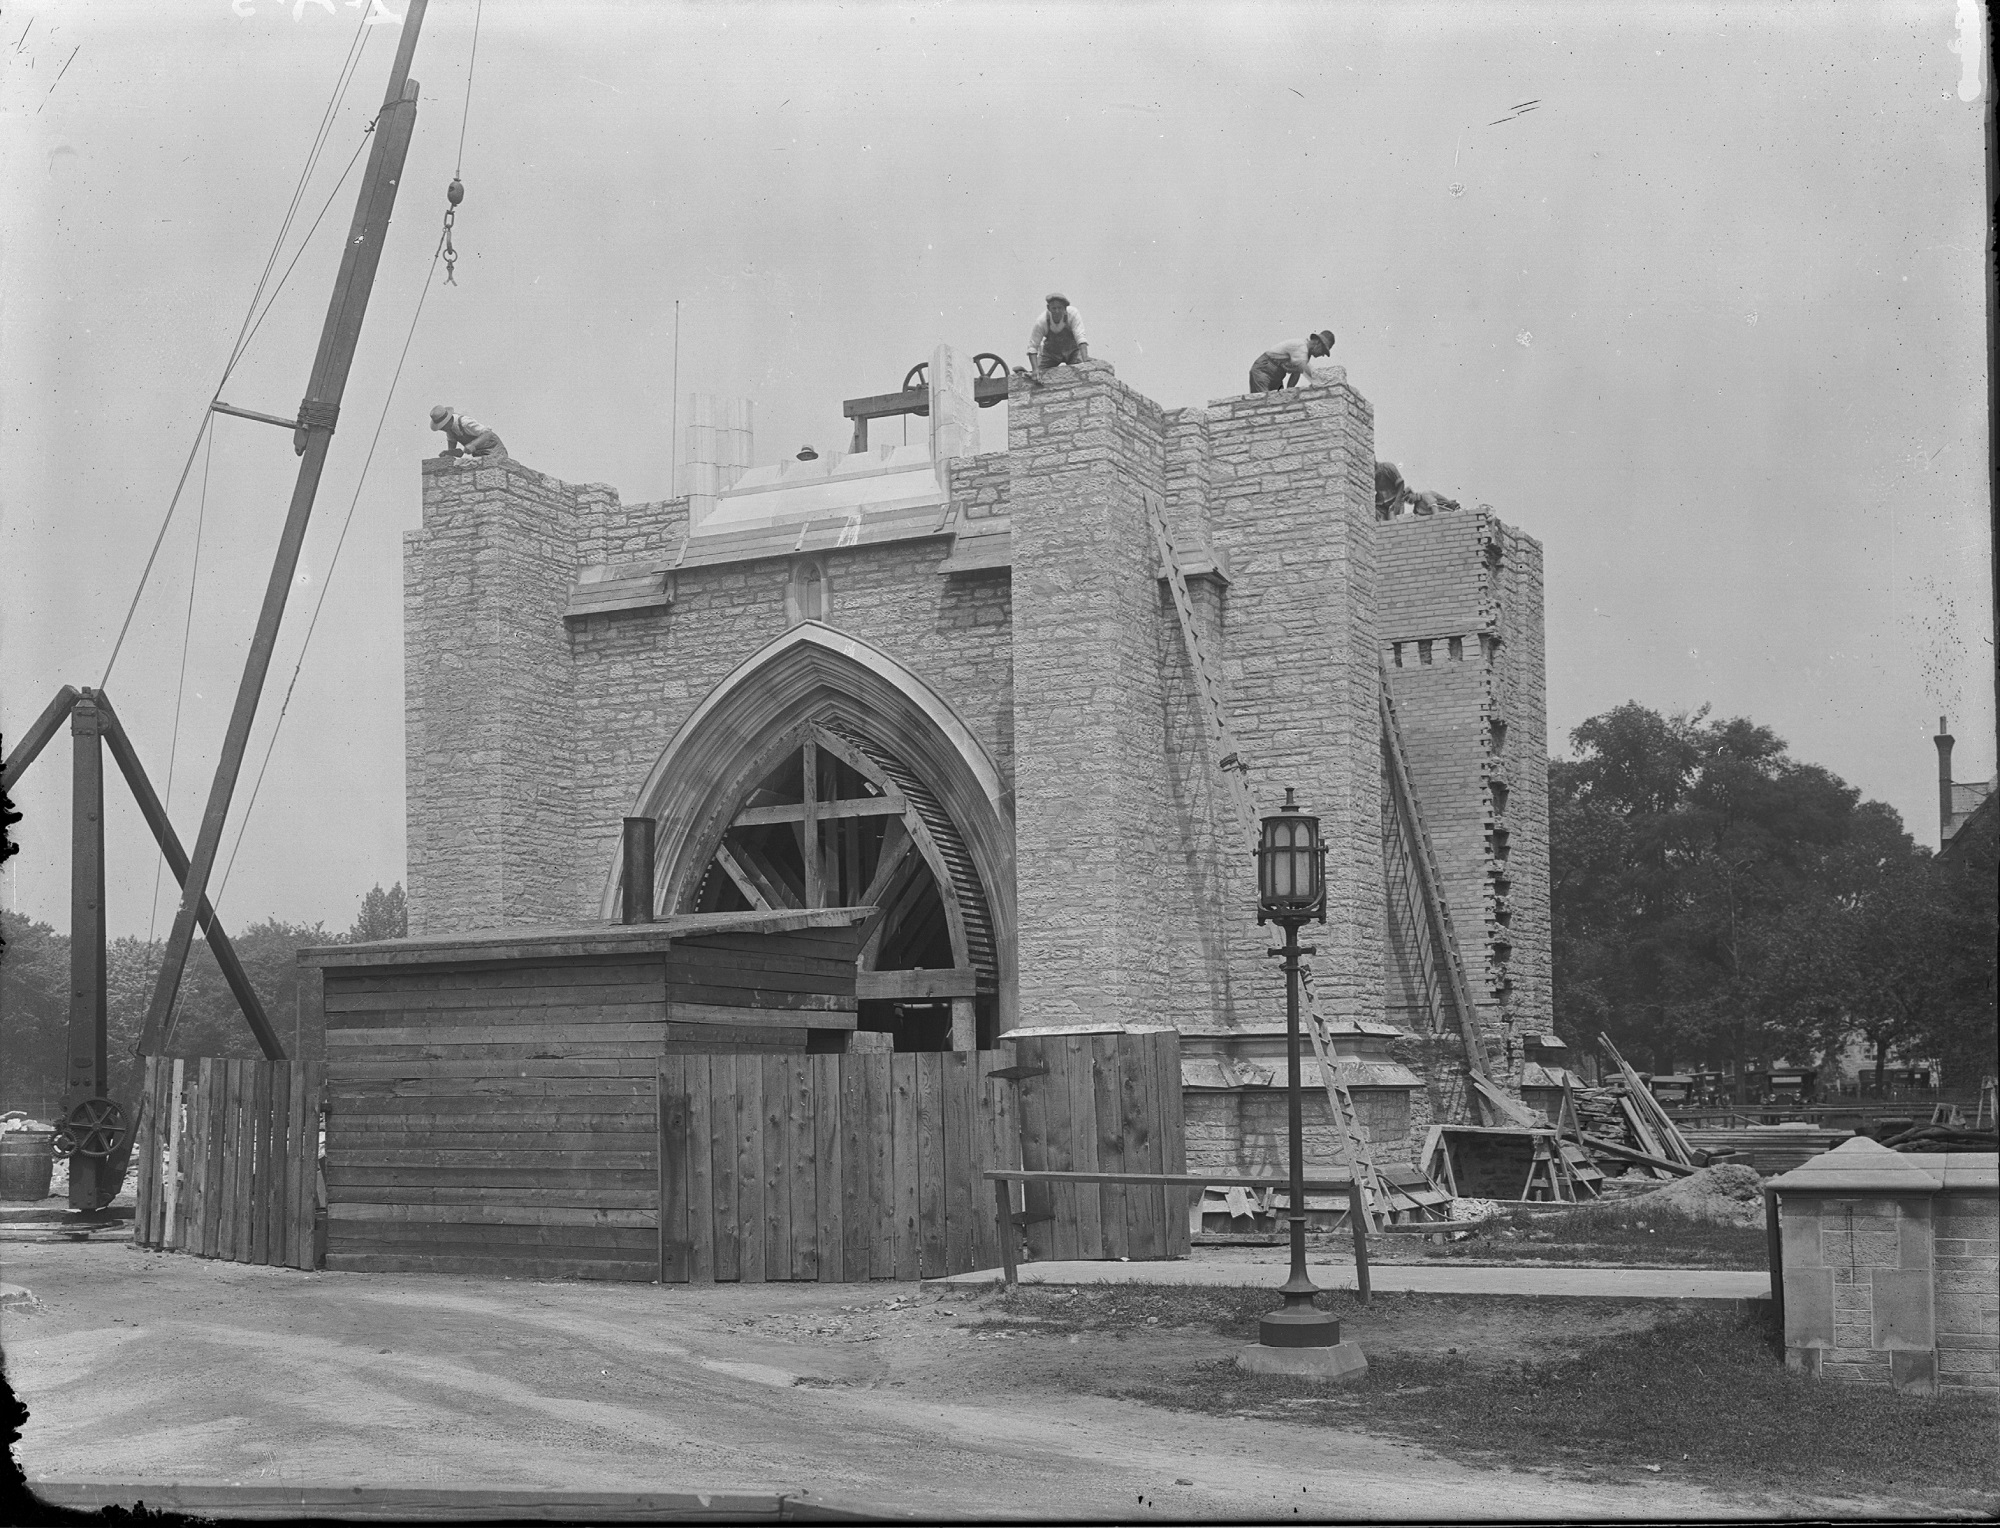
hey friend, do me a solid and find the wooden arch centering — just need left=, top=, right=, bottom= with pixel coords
left=670, top=717, right=983, bottom=1050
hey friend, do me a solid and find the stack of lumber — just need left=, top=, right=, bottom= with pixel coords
left=1552, top=1037, right=1703, bottom=1179
left=1678, top=1124, right=1853, bottom=1175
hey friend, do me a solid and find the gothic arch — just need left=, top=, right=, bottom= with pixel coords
left=601, top=623, right=1016, bottom=1031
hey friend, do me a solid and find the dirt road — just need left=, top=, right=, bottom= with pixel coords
left=0, top=1242, right=1861, bottom=1520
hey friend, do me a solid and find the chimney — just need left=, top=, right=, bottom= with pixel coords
left=1934, top=716, right=1955, bottom=842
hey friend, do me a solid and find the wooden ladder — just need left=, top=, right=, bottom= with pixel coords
left=1146, top=492, right=1390, bottom=1229
left=1379, top=668, right=1501, bottom=1118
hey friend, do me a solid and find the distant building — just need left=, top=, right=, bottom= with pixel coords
left=1933, top=717, right=1995, bottom=853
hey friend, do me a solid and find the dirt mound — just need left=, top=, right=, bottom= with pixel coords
left=1643, top=1163, right=1766, bottom=1225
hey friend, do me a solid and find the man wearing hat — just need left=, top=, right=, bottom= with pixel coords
left=429, top=404, right=507, bottom=462
left=1249, top=330, right=1335, bottom=393
left=1028, top=293, right=1088, bottom=372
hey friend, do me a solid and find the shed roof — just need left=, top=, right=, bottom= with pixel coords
left=297, top=907, right=871, bottom=969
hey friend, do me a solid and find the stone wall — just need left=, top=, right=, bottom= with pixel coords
left=1772, top=1139, right=1999, bottom=1393
left=1374, top=507, right=1548, bottom=1086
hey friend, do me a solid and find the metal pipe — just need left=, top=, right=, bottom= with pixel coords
left=621, top=817, right=656, bottom=924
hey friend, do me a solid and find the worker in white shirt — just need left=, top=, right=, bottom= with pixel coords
left=1028, top=294, right=1088, bottom=371
left=1249, top=330, right=1335, bottom=392
left=429, top=405, right=507, bottom=462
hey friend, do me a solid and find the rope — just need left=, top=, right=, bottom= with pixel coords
left=98, top=13, right=376, bottom=689
left=456, top=0, right=482, bottom=178
left=214, top=237, right=447, bottom=910
left=146, top=427, right=213, bottom=946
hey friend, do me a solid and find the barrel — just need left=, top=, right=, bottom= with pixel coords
left=0, top=1129, right=56, bottom=1201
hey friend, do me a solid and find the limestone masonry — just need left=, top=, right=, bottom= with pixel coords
left=402, top=355, right=1548, bottom=1175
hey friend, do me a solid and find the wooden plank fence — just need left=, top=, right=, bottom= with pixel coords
left=132, top=1055, right=322, bottom=1269
left=658, top=1050, right=1025, bottom=1282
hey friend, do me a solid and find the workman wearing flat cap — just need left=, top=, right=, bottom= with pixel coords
left=1249, top=330, right=1335, bottom=392
left=1029, top=293, right=1088, bottom=371
left=429, top=404, right=507, bottom=462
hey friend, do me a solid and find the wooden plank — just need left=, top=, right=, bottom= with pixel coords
left=762, top=1055, right=791, bottom=1282
left=662, top=1024, right=811, bottom=1052
left=266, top=1061, right=291, bottom=1267
left=331, top=1202, right=660, bottom=1227
left=220, top=1060, right=245, bottom=1261
left=325, top=958, right=663, bottom=994
left=665, top=1003, right=854, bottom=1029
left=321, top=1184, right=661, bottom=1209
left=182, top=1061, right=206, bottom=1254
left=204, top=1058, right=230, bottom=1258
left=800, top=739, right=823, bottom=909
left=131, top=1057, right=158, bottom=1247
left=321, top=1253, right=659, bottom=1282
left=1120, top=1033, right=1163, bottom=1259
left=1091, top=1037, right=1129, bottom=1261
left=662, top=975, right=857, bottom=1005
left=1014, top=1038, right=1055, bottom=1263
left=1040, top=1040, right=1079, bottom=1262
left=734, top=795, right=903, bottom=827
left=292, top=1056, right=316, bottom=1272
left=1064, top=1038, right=1103, bottom=1261
left=324, top=1165, right=664, bottom=1190
left=332, top=1041, right=670, bottom=1064
left=326, top=1022, right=671, bottom=1047
left=941, top=1052, right=980, bottom=1275
left=325, top=1149, right=658, bottom=1169
left=814, top=1053, right=844, bottom=1282
left=738, top=1054, right=766, bottom=1284
left=669, top=939, right=859, bottom=976
left=682, top=1057, right=712, bottom=1282
left=710, top=1053, right=740, bottom=1282
left=324, top=984, right=665, bottom=1014
left=1155, top=1030, right=1189, bottom=1257
left=853, top=968, right=978, bottom=1002
left=914, top=1053, right=946, bottom=1278
left=840, top=1054, right=870, bottom=1281
left=249, top=1061, right=272, bottom=1266
left=891, top=1053, right=920, bottom=1280
left=327, top=1130, right=659, bottom=1152
left=326, top=1097, right=658, bottom=1121
left=164, top=1059, right=187, bottom=1251
left=865, top=1054, right=893, bottom=1280
left=786, top=1056, right=817, bottom=1280
left=326, top=1074, right=657, bottom=1098
left=333, top=1223, right=657, bottom=1253
left=325, top=1060, right=663, bottom=1081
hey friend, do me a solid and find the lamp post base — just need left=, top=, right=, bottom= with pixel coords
left=1257, top=1307, right=1344, bottom=1348
left=1237, top=1339, right=1368, bottom=1381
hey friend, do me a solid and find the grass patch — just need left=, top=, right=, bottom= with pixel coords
left=973, top=1283, right=1286, bottom=1337
left=1426, top=1203, right=1767, bottom=1268
left=1100, top=1306, right=1999, bottom=1509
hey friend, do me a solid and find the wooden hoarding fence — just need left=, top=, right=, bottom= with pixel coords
left=132, top=1055, right=322, bottom=1269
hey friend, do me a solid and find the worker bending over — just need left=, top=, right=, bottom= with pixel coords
left=429, top=404, right=507, bottom=462
left=1249, top=330, right=1335, bottom=392
left=1029, top=293, right=1088, bottom=371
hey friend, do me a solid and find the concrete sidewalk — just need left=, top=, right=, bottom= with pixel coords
left=934, top=1253, right=1772, bottom=1304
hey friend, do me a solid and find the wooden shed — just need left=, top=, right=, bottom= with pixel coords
left=298, top=918, right=1192, bottom=1282
left=300, top=908, right=870, bottom=1280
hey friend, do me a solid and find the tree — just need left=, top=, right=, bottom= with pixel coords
left=1551, top=703, right=1897, bottom=1091
left=1, top=909, right=70, bottom=1116
left=348, top=883, right=407, bottom=943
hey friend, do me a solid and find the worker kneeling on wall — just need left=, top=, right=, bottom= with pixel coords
left=1030, top=293, right=1088, bottom=371
left=429, top=404, right=507, bottom=462
left=1249, top=330, right=1334, bottom=392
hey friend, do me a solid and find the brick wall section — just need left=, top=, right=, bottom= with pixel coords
left=945, top=451, right=1009, bottom=523
left=1934, top=1190, right=2000, bottom=1388
left=1375, top=507, right=1549, bottom=1093
left=1194, top=386, right=1383, bottom=1035
left=408, top=465, right=1014, bottom=933
left=563, top=538, right=1016, bottom=920
left=1185, top=1089, right=1412, bottom=1179
left=1006, top=361, right=1194, bottom=1027
left=404, top=459, right=583, bottom=935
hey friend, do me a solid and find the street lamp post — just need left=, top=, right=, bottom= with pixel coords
left=1238, top=788, right=1368, bottom=1381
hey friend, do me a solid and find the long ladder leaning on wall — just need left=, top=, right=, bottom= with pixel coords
left=1144, top=493, right=1391, bottom=1231
left=1377, top=666, right=1515, bottom=1126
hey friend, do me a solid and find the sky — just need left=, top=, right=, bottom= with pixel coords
left=1, top=0, right=1992, bottom=942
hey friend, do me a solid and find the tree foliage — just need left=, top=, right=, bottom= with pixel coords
left=1551, top=703, right=1996, bottom=1088
left=0, top=884, right=409, bottom=1118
